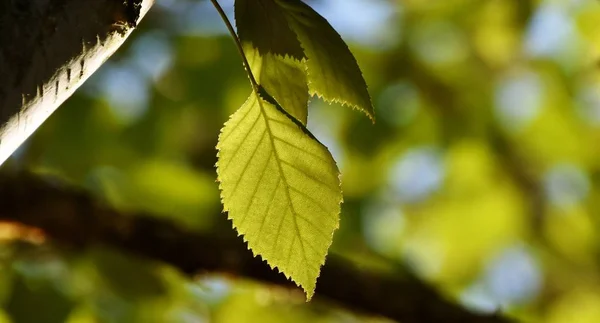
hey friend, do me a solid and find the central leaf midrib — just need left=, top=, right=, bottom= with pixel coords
left=255, top=94, right=310, bottom=278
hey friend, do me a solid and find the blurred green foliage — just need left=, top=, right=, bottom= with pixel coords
left=3, top=0, right=600, bottom=322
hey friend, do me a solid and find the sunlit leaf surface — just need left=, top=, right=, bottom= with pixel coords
left=217, top=93, right=342, bottom=298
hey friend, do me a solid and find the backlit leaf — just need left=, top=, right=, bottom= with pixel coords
left=216, top=93, right=342, bottom=299
left=276, top=0, right=375, bottom=121
left=235, top=0, right=306, bottom=60
left=245, top=47, right=309, bottom=124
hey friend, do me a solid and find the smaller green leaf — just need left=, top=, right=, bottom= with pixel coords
left=235, top=0, right=306, bottom=60
left=216, top=93, right=342, bottom=299
left=245, top=47, right=309, bottom=124
left=276, top=0, right=375, bottom=121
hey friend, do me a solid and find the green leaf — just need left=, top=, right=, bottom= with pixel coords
left=216, top=93, right=342, bottom=299
left=276, top=0, right=375, bottom=121
left=235, top=0, right=306, bottom=60
left=245, top=47, right=309, bottom=124
left=236, top=0, right=310, bottom=124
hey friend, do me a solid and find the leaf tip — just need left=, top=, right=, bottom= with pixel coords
left=305, top=288, right=315, bottom=301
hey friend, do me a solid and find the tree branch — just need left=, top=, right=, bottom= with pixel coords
left=0, top=0, right=154, bottom=166
left=0, top=171, right=514, bottom=323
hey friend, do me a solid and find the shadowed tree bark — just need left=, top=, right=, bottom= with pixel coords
left=0, top=0, right=154, bottom=165
left=0, top=170, right=515, bottom=323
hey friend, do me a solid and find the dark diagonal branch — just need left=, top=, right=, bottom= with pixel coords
left=0, top=171, right=514, bottom=323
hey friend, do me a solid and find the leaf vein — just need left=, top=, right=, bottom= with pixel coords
left=272, top=136, right=330, bottom=164
left=256, top=95, right=310, bottom=277
left=254, top=177, right=281, bottom=244
left=220, top=101, right=256, bottom=143
left=227, top=129, right=267, bottom=201
left=271, top=203, right=288, bottom=258
left=221, top=112, right=263, bottom=172
left=280, top=159, right=338, bottom=193
left=294, top=213, right=332, bottom=244
left=288, top=187, right=334, bottom=218
left=240, top=151, right=274, bottom=227
left=266, top=116, right=299, bottom=130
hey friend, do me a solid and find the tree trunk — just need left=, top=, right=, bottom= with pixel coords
left=0, top=0, right=154, bottom=165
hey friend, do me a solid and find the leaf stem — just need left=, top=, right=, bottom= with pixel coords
left=209, top=0, right=260, bottom=92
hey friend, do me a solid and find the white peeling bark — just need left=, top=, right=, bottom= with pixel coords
left=0, top=0, right=154, bottom=166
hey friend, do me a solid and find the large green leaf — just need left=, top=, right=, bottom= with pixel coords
left=245, top=48, right=309, bottom=124
left=216, top=93, right=342, bottom=299
left=235, top=0, right=306, bottom=60
left=276, top=0, right=375, bottom=121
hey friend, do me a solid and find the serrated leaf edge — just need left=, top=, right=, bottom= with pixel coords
left=235, top=0, right=374, bottom=122
left=274, top=0, right=375, bottom=122
left=234, top=0, right=308, bottom=62
left=215, top=93, right=343, bottom=300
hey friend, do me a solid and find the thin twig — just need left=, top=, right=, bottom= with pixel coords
left=209, top=0, right=260, bottom=91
